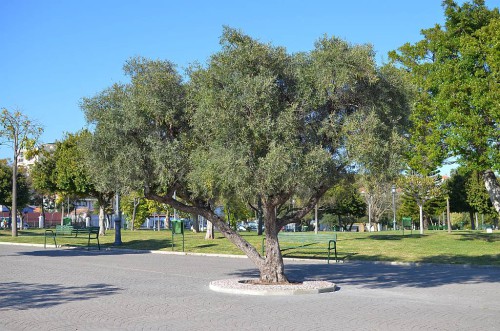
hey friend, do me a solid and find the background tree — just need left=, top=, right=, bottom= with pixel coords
left=223, top=198, right=253, bottom=230
left=398, top=192, right=445, bottom=230
left=120, top=192, right=149, bottom=230
left=0, top=108, right=43, bottom=236
left=144, top=199, right=171, bottom=231
left=319, top=180, right=365, bottom=231
left=31, top=131, right=114, bottom=234
left=30, top=148, right=63, bottom=221
left=447, top=167, right=474, bottom=221
left=446, top=166, right=493, bottom=229
left=342, top=64, right=412, bottom=231
left=0, top=160, right=31, bottom=227
left=466, top=169, right=497, bottom=228
left=0, top=160, right=13, bottom=208
left=390, top=0, right=500, bottom=215
left=82, top=28, right=408, bottom=283
left=361, top=181, right=397, bottom=231
left=399, top=171, right=443, bottom=234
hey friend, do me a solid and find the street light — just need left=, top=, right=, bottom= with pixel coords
left=392, top=185, right=396, bottom=231
left=114, top=192, right=122, bottom=245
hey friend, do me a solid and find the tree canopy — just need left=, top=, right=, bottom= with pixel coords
left=0, top=108, right=43, bottom=236
left=0, top=160, right=30, bottom=215
left=81, top=27, right=410, bottom=283
left=390, top=0, right=500, bottom=214
left=31, top=131, right=114, bottom=234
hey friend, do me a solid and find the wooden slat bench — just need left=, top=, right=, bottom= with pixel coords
left=262, top=232, right=338, bottom=263
left=44, top=225, right=100, bottom=250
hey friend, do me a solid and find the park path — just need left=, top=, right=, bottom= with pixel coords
left=0, top=244, right=499, bottom=330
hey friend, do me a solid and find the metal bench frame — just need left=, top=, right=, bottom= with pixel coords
left=262, top=232, right=337, bottom=263
left=44, top=225, right=100, bottom=250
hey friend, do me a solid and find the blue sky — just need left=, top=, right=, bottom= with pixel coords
left=0, top=0, right=483, bottom=174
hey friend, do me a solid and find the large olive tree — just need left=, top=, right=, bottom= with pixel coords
left=82, top=28, right=407, bottom=283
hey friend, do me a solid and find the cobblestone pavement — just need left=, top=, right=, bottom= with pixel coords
left=0, top=244, right=499, bottom=330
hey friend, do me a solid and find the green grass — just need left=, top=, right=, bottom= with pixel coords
left=1, top=228, right=499, bottom=266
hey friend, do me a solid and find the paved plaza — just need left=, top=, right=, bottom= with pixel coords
left=0, top=243, right=499, bottom=330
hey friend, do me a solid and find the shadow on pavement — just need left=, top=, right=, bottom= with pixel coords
left=228, top=260, right=500, bottom=289
left=18, top=247, right=150, bottom=257
left=0, top=282, right=122, bottom=311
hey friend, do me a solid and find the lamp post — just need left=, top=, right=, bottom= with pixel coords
left=392, top=185, right=396, bottom=231
left=114, top=192, right=122, bottom=245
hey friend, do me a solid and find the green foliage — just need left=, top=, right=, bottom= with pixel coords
left=81, top=27, right=413, bottom=280
left=0, top=160, right=12, bottom=206
left=320, top=180, right=366, bottom=230
left=446, top=167, right=474, bottom=214
left=1, top=108, right=43, bottom=235
left=30, top=149, right=58, bottom=195
left=120, top=192, right=150, bottom=230
left=82, top=57, right=188, bottom=195
left=390, top=0, right=500, bottom=173
left=0, top=161, right=30, bottom=212
left=399, top=171, right=443, bottom=208
left=54, top=132, right=94, bottom=196
left=447, top=166, right=496, bottom=217
left=399, top=170, right=445, bottom=232
left=144, top=199, right=171, bottom=217
left=31, top=131, right=95, bottom=198
left=82, top=28, right=394, bottom=215
left=343, top=64, right=412, bottom=181
left=223, top=198, right=253, bottom=229
left=398, top=192, right=419, bottom=221
left=0, top=108, right=43, bottom=155
left=465, top=170, right=496, bottom=216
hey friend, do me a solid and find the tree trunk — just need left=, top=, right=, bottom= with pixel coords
left=191, top=213, right=198, bottom=232
left=147, top=192, right=291, bottom=283
left=419, top=204, right=424, bottom=235
left=191, top=213, right=198, bottom=233
left=447, top=197, right=451, bottom=233
left=483, top=170, right=500, bottom=216
left=257, top=196, right=264, bottom=235
left=469, top=211, right=475, bottom=230
left=205, top=220, right=214, bottom=239
left=314, top=203, right=318, bottom=234
left=99, top=205, right=106, bottom=236
left=260, top=205, right=288, bottom=283
left=131, top=197, right=140, bottom=231
left=61, top=200, right=65, bottom=226
left=11, top=140, right=18, bottom=237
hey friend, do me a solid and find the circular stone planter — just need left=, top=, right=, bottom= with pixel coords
left=209, top=279, right=337, bottom=296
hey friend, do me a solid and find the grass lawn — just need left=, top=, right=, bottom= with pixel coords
left=1, top=228, right=499, bottom=266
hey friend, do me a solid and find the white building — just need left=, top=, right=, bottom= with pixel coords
left=17, top=143, right=56, bottom=170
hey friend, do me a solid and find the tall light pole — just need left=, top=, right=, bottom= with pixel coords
left=114, top=192, right=122, bottom=245
left=392, top=185, right=396, bottom=231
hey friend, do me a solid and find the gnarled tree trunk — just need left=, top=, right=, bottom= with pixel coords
left=149, top=192, right=291, bottom=284
left=260, top=205, right=288, bottom=283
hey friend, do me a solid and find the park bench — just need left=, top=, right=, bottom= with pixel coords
left=262, top=232, right=338, bottom=264
left=44, top=225, right=100, bottom=250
